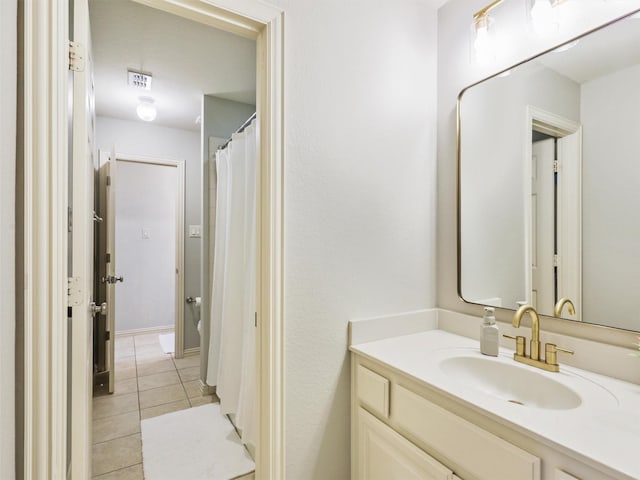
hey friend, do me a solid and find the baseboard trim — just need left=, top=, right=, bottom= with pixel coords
left=184, top=346, right=200, bottom=356
left=199, top=379, right=216, bottom=395
left=115, top=325, right=174, bottom=337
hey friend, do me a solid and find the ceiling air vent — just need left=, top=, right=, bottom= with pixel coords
left=127, top=70, right=152, bottom=90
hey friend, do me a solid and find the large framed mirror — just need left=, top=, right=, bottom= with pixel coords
left=458, top=9, right=640, bottom=332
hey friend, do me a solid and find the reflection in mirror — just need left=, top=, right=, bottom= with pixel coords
left=458, top=10, right=640, bottom=332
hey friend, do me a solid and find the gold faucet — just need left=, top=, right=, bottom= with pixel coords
left=554, top=297, right=575, bottom=317
left=503, top=304, right=574, bottom=372
left=512, top=305, right=541, bottom=361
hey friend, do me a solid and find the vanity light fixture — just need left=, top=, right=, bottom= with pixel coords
left=136, top=96, right=157, bottom=122
left=472, top=0, right=505, bottom=63
left=528, top=0, right=568, bottom=36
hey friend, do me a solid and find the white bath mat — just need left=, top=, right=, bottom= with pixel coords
left=158, top=333, right=174, bottom=354
left=141, top=403, right=254, bottom=480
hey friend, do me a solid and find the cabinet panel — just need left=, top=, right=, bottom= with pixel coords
left=357, top=364, right=390, bottom=418
left=393, top=384, right=540, bottom=480
left=358, top=408, right=453, bottom=480
left=556, top=470, right=581, bottom=480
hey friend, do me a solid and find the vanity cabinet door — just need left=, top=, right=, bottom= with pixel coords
left=357, top=408, right=454, bottom=480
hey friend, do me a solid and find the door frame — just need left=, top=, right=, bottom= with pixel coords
left=523, top=105, right=582, bottom=317
left=111, top=154, right=186, bottom=358
left=21, top=1, right=284, bottom=479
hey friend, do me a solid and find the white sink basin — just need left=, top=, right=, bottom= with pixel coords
left=439, top=355, right=582, bottom=410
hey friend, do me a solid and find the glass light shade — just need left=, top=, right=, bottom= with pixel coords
left=136, top=97, right=157, bottom=122
left=471, top=15, right=496, bottom=64
left=529, top=0, right=557, bottom=36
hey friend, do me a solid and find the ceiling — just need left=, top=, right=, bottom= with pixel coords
left=536, top=14, right=640, bottom=84
left=89, top=0, right=257, bottom=132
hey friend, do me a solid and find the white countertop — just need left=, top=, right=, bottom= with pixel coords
left=350, top=329, right=640, bottom=480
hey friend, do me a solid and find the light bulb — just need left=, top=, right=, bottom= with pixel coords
left=530, top=0, right=556, bottom=36
left=473, top=16, right=494, bottom=64
left=136, top=96, right=157, bottom=122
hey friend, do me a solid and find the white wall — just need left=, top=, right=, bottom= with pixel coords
left=115, top=160, right=177, bottom=332
left=266, top=0, right=438, bottom=477
left=96, top=116, right=201, bottom=347
left=437, top=0, right=640, bottom=323
left=581, top=64, right=640, bottom=329
left=460, top=65, right=580, bottom=309
left=1, top=0, right=16, bottom=478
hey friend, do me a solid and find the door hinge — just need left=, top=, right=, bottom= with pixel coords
left=68, top=206, right=73, bottom=233
left=106, top=253, right=111, bottom=263
left=553, top=254, right=559, bottom=268
left=105, top=331, right=110, bottom=341
left=254, top=312, right=257, bottom=327
left=68, top=40, right=85, bottom=72
left=553, top=160, right=559, bottom=173
left=67, top=277, right=83, bottom=307
left=106, top=175, right=111, bottom=186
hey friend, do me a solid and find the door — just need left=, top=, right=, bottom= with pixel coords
left=69, top=0, right=95, bottom=476
left=531, top=138, right=555, bottom=312
left=97, top=150, right=119, bottom=393
left=556, top=131, right=582, bottom=320
left=357, top=408, right=454, bottom=480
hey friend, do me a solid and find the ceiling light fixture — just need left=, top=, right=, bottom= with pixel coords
left=136, top=96, right=157, bottom=122
left=471, top=0, right=504, bottom=64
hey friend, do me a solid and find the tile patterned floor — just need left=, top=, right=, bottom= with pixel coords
left=92, top=333, right=217, bottom=479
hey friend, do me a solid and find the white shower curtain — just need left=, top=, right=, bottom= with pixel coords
left=206, top=119, right=257, bottom=447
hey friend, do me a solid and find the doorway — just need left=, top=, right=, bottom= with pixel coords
left=94, top=153, right=186, bottom=397
left=90, top=0, right=257, bottom=476
left=21, top=0, right=284, bottom=478
left=525, top=106, right=582, bottom=320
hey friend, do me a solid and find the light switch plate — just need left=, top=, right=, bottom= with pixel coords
left=141, top=227, right=150, bottom=239
left=189, top=225, right=202, bottom=238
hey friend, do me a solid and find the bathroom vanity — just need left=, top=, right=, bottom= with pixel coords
left=349, top=312, right=640, bottom=480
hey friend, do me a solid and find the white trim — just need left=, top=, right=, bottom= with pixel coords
left=114, top=154, right=186, bottom=358
left=199, top=379, right=216, bottom=395
left=115, top=325, right=175, bottom=337
left=184, top=346, right=201, bottom=356
left=22, top=0, right=69, bottom=477
left=524, top=106, right=581, bottom=316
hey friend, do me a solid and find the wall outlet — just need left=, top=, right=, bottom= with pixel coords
left=141, top=227, right=150, bottom=239
left=189, top=225, right=202, bottom=238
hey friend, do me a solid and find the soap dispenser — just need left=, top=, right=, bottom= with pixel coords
left=480, top=307, right=499, bottom=356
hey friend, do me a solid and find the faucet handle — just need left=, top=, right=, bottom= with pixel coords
left=545, top=343, right=574, bottom=367
left=503, top=334, right=526, bottom=357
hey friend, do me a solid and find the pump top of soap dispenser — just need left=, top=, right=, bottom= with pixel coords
left=483, top=307, right=496, bottom=325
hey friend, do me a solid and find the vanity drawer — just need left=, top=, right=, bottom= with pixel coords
left=393, top=384, right=540, bottom=480
left=357, top=364, right=390, bottom=418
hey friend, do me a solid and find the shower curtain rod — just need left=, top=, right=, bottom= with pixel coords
left=217, top=112, right=257, bottom=152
